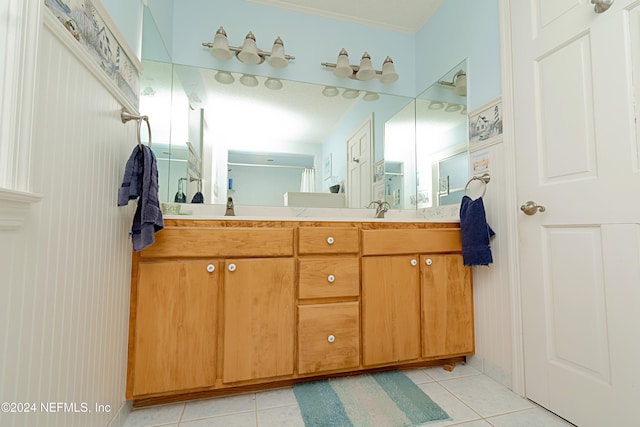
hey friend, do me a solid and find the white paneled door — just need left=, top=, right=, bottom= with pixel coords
left=347, top=117, right=373, bottom=208
left=510, top=1, right=640, bottom=426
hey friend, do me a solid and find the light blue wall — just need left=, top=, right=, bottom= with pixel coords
left=165, top=0, right=416, bottom=97
left=104, top=0, right=501, bottom=105
left=415, top=0, right=501, bottom=110
left=101, top=0, right=144, bottom=57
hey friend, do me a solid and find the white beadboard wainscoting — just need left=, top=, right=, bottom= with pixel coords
left=0, top=13, right=137, bottom=427
left=466, top=141, right=518, bottom=390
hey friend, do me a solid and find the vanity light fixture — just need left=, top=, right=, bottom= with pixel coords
left=202, top=27, right=295, bottom=67
left=321, top=49, right=399, bottom=83
left=437, top=69, right=467, bottom=96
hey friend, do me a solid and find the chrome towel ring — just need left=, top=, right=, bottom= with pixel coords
left=121, top=108, right=152, bottom=150
left=464, top=173, right=491, bottom=198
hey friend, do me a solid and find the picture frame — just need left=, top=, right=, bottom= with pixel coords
left=323, top=154, right=332, bottom=180
left=374, top=159, right=385, bottom=183
left=468, top=97, right=503, bottom=148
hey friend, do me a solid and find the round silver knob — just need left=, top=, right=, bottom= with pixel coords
left=591, top=0, right=613, bottom=13
left=327, top=236, right=335, bottom=245
left=206, top=264, right=215, bottom=273
left=228, top=263, right=236, bottom=272
left=327, top=335, right=335, bottom=343
left=411, top=259, right=417, bottom=266
left=520, top=200, right=546, bottom=216
left=425, top=259, right=433, bottom=266
left=327, top=274, right=335, bottom=283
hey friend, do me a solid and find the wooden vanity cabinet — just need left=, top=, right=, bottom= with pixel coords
left=361, top=228, right=473, bottom=367
left=222, top=257, right=295, bottom=383
left=296, top=226, right=361, bottom=375
left=130, top=260, right=219, bottom=396
left=421, top=254, right=474, bottom=358
left=127, top=220, right=472, bottom=406
left=362, top=255, right=421, bottom=366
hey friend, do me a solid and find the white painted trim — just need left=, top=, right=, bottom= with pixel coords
left=0, top=188, right=43, bottom=230
left=0, top=0, right=42, bottom=229
left=498, top=0, right=526, bottom=397
left=0, top=0, right=40, bottom=191
left=42, top=9, right=139, bottom=115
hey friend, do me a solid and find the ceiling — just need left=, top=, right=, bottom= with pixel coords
left=245, top=0, right=445, bottom=34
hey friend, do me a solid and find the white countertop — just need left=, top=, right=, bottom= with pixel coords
left=162, top=203, right=461, bottom=223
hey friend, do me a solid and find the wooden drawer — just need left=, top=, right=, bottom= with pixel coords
left=139, top=227, right=294, bottom=258
left=298, top=302, right=360, bottom=375
left=298, top=227, right=359, bottom=254
left=299, top=257, right=360, bottom=299
left=361, top=229, right=462, bottom=256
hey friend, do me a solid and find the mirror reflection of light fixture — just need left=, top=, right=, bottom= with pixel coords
left=214, top=70, right=235, bottom=84
left=437, top=69, right=467, bottom=96
left=445, top=103, right=462, bottom=112
left=363, top=91, right=379, bottom=101
left=264, top=77, right=283, bottom=90
left=342, top=89, right=360, bottom=99
left=322, top=49, right=399, bottom=83
left=202, top=27, right=295, bottom=67
left=322, top=86, right=339, bottom=97
left=428, top=101, right=445, bottom=110
left=239, top=74, right=259, bottom=87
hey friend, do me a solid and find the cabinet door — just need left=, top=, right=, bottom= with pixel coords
left=362, top=256, right=421, bottom=366
left=133, top=260, right=218, bottom=396
left=421, top=254, right=474, bottom=358
left=223, top=258, right=295, bottom=383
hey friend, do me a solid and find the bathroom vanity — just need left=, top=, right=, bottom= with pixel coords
left=126, top=218, right=473, bottom=407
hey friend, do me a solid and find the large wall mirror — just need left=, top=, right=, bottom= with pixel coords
left=141, top=7, right=469, bottom=211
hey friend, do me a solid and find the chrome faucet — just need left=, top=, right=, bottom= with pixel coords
left=225, top=196, right=235, bottom=216
left=368, top=200, right=390, bottom=218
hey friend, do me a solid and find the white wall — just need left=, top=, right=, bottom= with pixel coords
left=0, top=11, right=135, bottom=427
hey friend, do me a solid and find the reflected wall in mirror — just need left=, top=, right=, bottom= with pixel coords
left=140, top=59, right=415, bottom=209
left=415, top=60, right=469, bottom=208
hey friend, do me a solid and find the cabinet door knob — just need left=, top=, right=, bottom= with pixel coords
left=206, top=264, right=215, bottom=273
left=327, top=236, right=335, bottom=245
left=228, top=263, right=236, bottom=272
left=327, top=335, right=335, bottom=343
left=327, top=274, right=335, bottom=283
left=411, top=259, right=417, bottom=266
left=425, top=258, right=433, bottom=266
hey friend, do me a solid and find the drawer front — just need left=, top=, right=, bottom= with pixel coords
left=298, top=227, right=359, bottom=254
left=361, top=229, right=462, bottom=255
left=139, top=227, right=294, bottom=258
left=299, top=257, right=360, bottom=299
left=298, top=302, right=360, bottom=375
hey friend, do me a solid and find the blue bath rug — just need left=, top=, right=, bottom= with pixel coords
left=293, top=371, right=450, bottom=427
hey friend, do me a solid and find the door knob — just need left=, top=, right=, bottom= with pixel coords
left=352, top=157, right=360, bottom=163
left=520, top=201, right=546, bottom=216
left=591, top=0, right=613, bottom=13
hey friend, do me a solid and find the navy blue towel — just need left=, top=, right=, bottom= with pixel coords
left=118, top=145, right=164, bottom=252
left=191, top=192, right=204, bottom=203
left=459, top=195, right=495, bottom=266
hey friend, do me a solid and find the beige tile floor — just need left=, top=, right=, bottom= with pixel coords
left=123, top=365, right=575, bottom=427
